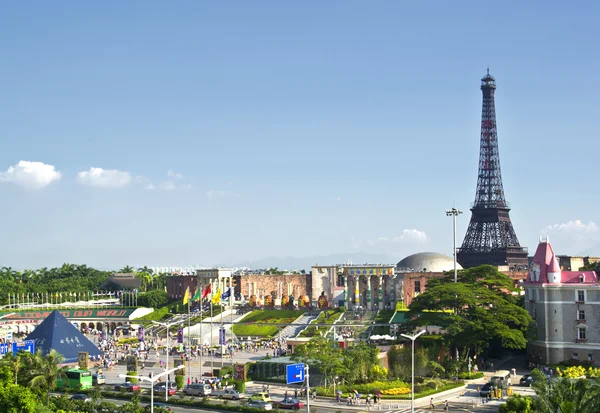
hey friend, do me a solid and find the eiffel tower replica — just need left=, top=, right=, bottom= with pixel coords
left=457, top=70, right=528, bottom=270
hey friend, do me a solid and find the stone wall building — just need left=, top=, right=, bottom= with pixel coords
left=233, top=273, right=310, bottom=306
left=524, top=238, right=600, bottom=365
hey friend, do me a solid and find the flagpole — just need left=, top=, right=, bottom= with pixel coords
left=220, top=289, right=224, bottom=369
left=200, top=290, right=204, bottom=380
left=187, top=291, right=191, bottom=380
left=210, top=283, right=214, bottom=375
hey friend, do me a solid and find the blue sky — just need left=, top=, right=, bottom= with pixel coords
left=1, top=1, right=599, bottom=270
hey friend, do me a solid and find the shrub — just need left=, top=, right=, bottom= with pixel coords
left=126, top=371, right=138, bottom=384
left=175, top=375, right=184, bottom=390
left=458, top=372, right=484, bottom=380
left=137, top=290, right=169, bottom=308
left=233, top=380, right=246, bottom=393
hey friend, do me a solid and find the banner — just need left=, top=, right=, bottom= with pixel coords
left=78, top=352, right=89, bottom=369
left=177, top=327, right=184, bottom=344
left=137, top=326, right=144, bottom=342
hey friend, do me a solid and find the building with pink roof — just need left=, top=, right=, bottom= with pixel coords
left=523, top=237, right=599, bottom=364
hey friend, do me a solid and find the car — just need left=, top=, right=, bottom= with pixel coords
left=114, top=382, right=141, bottom=392
left=479, top=382, right=493, bottom=397
left=92, top=373, right=106, bottom=385
left=144, top=402, right=171, bottom=411
left=246, top=400, right=273, bottom=410
left=153, top=383, right=177, bottom=396
left=70, top=393, right=92, bottom=402
left=183, top=383, right=212, bottom=396
left=249, top=392, right=272, bottom=402
left=276, top=397, right=305, bottom=410
left=213, top=389, right=241, bottom=400
left=520, top=374, right=534, bottom=386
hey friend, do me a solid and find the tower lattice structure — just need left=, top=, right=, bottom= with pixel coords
left=457, top=70, right=528, bottom=270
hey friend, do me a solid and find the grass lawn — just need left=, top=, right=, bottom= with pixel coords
left=232, top=310, right=305, bottom=337
left=370, top=309, right=396, bottom=335
left=299, top=309, right=342, bottom=337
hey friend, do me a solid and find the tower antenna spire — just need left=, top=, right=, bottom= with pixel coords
left=457, top=71, right=528, bottom=271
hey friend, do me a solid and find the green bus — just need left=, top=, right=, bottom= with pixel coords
left=56, top=368, right=93, bottom=390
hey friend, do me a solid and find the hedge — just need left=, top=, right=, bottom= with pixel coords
left=89, top=390, right=270, bottom=412
left=232, top=310, right=305, bottom=337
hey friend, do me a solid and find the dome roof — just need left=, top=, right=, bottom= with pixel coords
left=397, top=252, right=463, bottom=273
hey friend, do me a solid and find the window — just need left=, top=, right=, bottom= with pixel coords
left=336, top=274, right=345, bottom=287
left=580, top=274, right=586, bottom=283
left=589, top=353, right=594, bottom=362
left=573, top=352, right=579, bottom=359
left=414, top=281, right=421, bottom=294
left=577, top=290, right=586, bottom=303
left=578, top=327, right=587, bottom=340
left=578, top=310, right=586, bottom=321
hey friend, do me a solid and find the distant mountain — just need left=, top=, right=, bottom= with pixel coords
left=227, top=252, right=398, bottom=272
left=576, top=244, right=600, bottom=257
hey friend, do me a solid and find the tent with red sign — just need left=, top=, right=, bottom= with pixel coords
left=25, top=310, right=102, bottom=363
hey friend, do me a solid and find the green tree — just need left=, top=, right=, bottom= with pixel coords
left=0, top=383, right=38, bottom=413
left=531, top=369, right=600, bottom=413
left=292, top=337, right=343, bottom=387
left=137, top=290, right=169, bottom=308
left=499, top=394, right=534, bottom=413
left=406, top=265, right=534, bottom=360
left=120, top=265, right=135, bottom=273
left=28, top=349, right=66, bottom=402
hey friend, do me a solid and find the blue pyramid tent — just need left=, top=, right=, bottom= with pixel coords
left=25, top=310, right=103, bottom=363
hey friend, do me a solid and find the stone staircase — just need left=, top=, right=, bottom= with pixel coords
left=277, top=312, right=321, bottom=340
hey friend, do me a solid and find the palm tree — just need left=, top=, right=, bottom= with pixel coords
left=1, top=351, right=28, bottom=384
left=120, top=265, right=135, bottom=273
left=29, top=349, right=65, bottom=402
left=531, top=369, right=600, bottom=412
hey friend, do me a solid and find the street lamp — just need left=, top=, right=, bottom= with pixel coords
left=401, top=330, right=426, bottom=413
left=152, top=320, right=183, bottom=401
left=120, top=365, right=184, bottom=413
left=445, top=207, right=462, bottom=283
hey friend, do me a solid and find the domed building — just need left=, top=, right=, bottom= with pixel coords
left=397, top=252, right=462, bottom=273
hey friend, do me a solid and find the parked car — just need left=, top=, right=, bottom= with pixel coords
left=247, top=400, right=273, bottom=410
left=92, top=373, right=106, bottom=385
left=213, top=389, right=241, bottom=400
left=520, top=374, right=534, bottom=386
left=275, top=397, right=304, bottom=410
left=248, top=392, right=272, bottom=403
left=153, top=383, right=177, bottom=396
left=114, top=382, right=141, bottom=392
left=70, top=393, right=92, bottom=402
left=183, top=383, right=213, bottom=396
left=479, top=382, right=493, bottom=398
left=144, top=402, right=171, bottom=411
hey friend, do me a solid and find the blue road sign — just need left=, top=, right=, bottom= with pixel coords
left=0, top=343, right=9, bottom=355
left=12, top=339, right=35, bottom=354
left=286, top=363, right=305, bottom=384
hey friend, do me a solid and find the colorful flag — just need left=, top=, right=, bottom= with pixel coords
left=183, top=286, right=190, bottom=305
left=201, top=284, right=212, bottom=300
left=221, top=288, right=232, bottom=301
left=192, top=287, right=202, bottom=302
left=212, top=287, right=221, bottom=305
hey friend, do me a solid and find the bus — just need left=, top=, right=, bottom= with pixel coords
left=56, top=368, right=93, bottom=390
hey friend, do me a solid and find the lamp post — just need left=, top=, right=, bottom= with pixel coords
left=401, top=330, right=426, bottom=413
left=445, top=207, right=463, bottom=283
left=152, top=320, right=183, bottom=401
left=120, top=365, right=184, bottom=413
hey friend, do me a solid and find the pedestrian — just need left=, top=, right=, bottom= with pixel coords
left=430, top=398, right=435, bottom=409
left=285, top=391, right=288, bottom=400
left=444, top=400, right=449, bottom=411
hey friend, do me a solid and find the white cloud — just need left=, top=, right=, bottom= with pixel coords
left=167, top=170, right=184, bottom=180
left=77, top=167, right=132, bottom=188
left=543, top=220, right=599, bottom=234
left=0, top=160, right=61, bottom=189
left=377, top=229, right=429, bottom=244
left=206, top=189, right=238, bottom=198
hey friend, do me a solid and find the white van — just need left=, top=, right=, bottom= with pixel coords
left=490, top=370, right=512, bottom=385
left=183, top=383, right=212, bottom=396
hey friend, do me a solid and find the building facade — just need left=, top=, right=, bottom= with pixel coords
left=166, top=268, right=234, bottom=308
left=234, top=272, right=309, bottom=306
left=524, top=238, right=600, bottom=365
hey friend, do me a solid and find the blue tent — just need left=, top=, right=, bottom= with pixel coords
left=25, top=310, right=102, bottom=363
